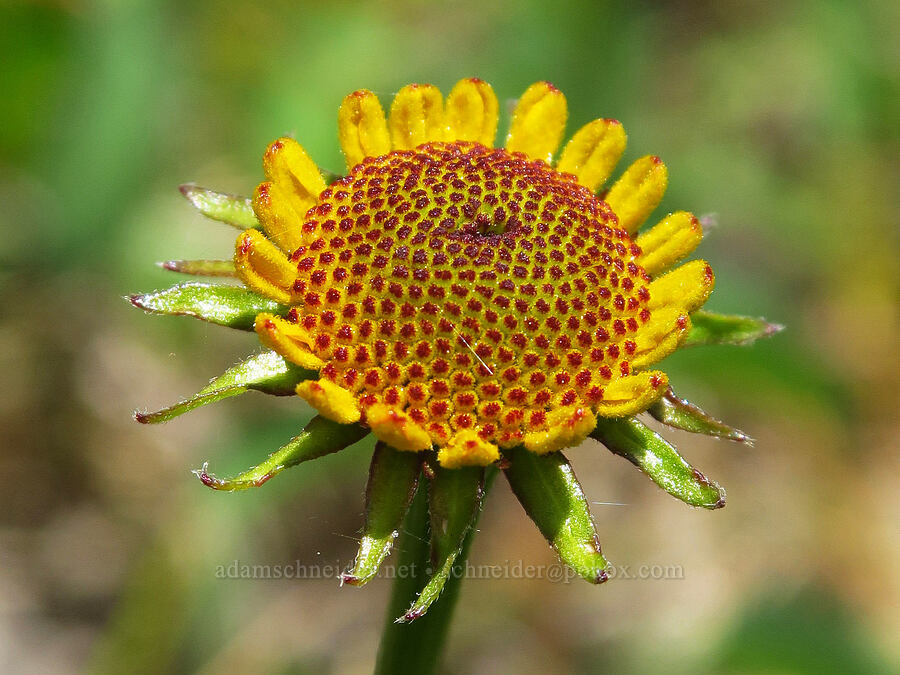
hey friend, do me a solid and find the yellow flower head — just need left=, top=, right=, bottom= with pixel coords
left=233, top=79, right=713, bottom=468
left=133, top=77, right=779, bottom=624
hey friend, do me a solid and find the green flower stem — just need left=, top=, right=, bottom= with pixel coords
left=375, top=466, right=497, bottom=675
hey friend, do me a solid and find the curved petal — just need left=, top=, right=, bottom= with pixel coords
left=233, top=229, right=298, bottom=304
left=437, top=428, right=500, bottom=468
left=605, top=155, right=668, bottom=234
left=505, top=81, right=567, bottom=163
left=365, top=403, right=432, bottom=451
left=630, top=307, right=691, bottom=369
left=636, top=211, right=704, bottom=276
left=262, top=137, right=326, bottom=205
left=338, top=89, right=391, bottom=169
left=445, top=78, right=498, bottom=146
left=254, top=313, right=325, bottom=370
left=523, top=406, right=597, bottom=455
left=557, top=118, right=627, bottom=191
left=252, top=180, right=307, bottom=253
left=389, top=84, right=445, bottom=150
left=648, top=259, right=715, bottom=314
left=594, top=371, right=668, bottom=417
left=295, top=378, right=361, bottom=424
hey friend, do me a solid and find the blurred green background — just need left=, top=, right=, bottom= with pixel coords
left=1, top=0, right=898, bottom=672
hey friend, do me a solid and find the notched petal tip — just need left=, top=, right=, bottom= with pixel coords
left=437, top=429, right=500, bottom=468
left=365, top=403, right=432, bottom=452
left=445, top=77, right=499, bottom=146
left=254, top=313, right=325, bottom=370
left=636, top=211, right=704, bottom=276
left=605, top=155, right=668, bottom=234
left=648, top=259, right=715, bottom=315
left=506, top=81, right=568, bottom=163
left=339, top=89, right=391, bottom=169
left=595, top=371, right=669, bottom=418
left=523, top=407, right=597, bottom=455
left=296, top=378, right=361, bottom=424
left=233, top=228, right=298, bottom=305
left=389, top=83, right=446, bottom=150
left=557, top=117, right=627, bottom=192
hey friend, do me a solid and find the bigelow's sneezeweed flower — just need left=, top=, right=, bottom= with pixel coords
left=133, top=79, right=780, bottom=621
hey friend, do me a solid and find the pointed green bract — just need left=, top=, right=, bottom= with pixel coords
left=134, top=350, right=314, bottom=424
left=196, top=416, right=369, bottom=491
left=684, top=310, right=784, bottom=347
left=649, top=387, right=752, bottom=443
left=130, top=282, right=287, bottom=330
left=179, top=184, right=259, bottom=228
left=399, top=462, right=484, bottom=623
left=503, top=446, right=610, bottom=584
left=343, top=443, right=422, bottom=586
left=591, top=418, right=725, bottom=509
left=160, top=259, right=236, bottom=277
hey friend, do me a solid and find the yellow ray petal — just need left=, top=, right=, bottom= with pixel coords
left=437, top=429, right=500, bottom=468
left=252, top=181, right=307, bottom=253
left=365, top=403, right=432, bottom=451
left=647, top=259, right=715, bottom=314
left=338, top=89, right=391, bottom=170
left=505, top=82, right=567, bottom=163
left=445, top=78, right=499, bottom=146
left=636, top=211, right=704, bottom=276
left=524, top=407, right=597, bottom=455
left=262, top=137, right=326, bottom=220
left=389, top=84, right=445, bottom=150
left=234, top=229, right=297, bottom=304
left=605, top=155, right=668, bottom=234
left=594, top=371, right=668, bottom=418
left=296, top=379, right=361, bottom=424
left=557, top=118, right=627, bottom=192
left=630, top=307, right=690, bottom=370
left=254, top=313, right=325, bottom=370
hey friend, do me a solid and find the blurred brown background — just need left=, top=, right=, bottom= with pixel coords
left=1, top=0, right=898, bottom=672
